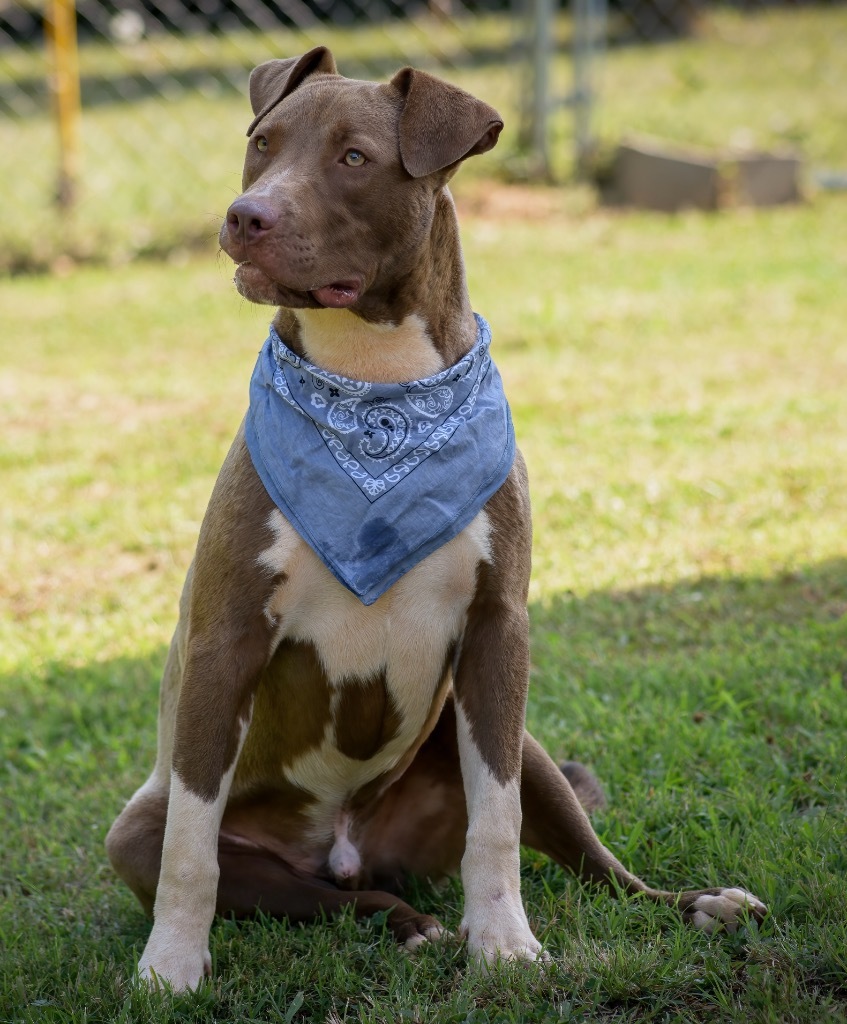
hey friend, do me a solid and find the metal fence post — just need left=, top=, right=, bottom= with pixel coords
left=572, top=0, right=607, bottom=178
left=44, top=0, right=81, bottom=208
left=524, top=0, right=555, bottom=178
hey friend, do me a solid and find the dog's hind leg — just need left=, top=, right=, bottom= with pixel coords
left=520, top=732, right=648, bottom=890
left=217, top=840, right=445, bottom=949
left=520, top=732, right=767, bottom=932
left=106, top=786, right=168, bottom=917
left=108, top=790, right=444, bottom=952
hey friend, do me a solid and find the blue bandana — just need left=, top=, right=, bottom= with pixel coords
left=244, top=314, right=515, bottom=605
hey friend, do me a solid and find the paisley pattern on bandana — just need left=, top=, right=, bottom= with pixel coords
left=245, top=314, right=515, bottom=605
left=266, top=321, right=491, bottom=502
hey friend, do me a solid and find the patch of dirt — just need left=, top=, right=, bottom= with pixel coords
left=1, top=548, right=171, bottom=621
left=453, top=181, right=597, bottom=222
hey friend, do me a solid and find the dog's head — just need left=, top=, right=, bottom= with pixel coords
left=219, top=47, right=502, bottom=317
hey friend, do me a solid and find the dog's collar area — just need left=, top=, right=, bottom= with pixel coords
left=268, top=321, right=487, bottom=395
left=245, top=313, right=515, bottom=604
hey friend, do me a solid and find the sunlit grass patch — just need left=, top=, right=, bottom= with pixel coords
left=1, top=187, right=846, bottom=1020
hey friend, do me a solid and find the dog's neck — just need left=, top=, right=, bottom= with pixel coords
left=289, top=310, right=443, bottom=383
left=274, top=188, right=477, bottom=384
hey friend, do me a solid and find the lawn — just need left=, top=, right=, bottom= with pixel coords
left=1, top=182, right=846, bottom=1021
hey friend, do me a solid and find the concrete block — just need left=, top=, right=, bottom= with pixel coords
left=734, top=152, right=802, bottom=206
left=607, top=140, right=721, bottom=212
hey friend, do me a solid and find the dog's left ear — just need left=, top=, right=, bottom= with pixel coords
left=247, top=46, right=338, bottom=136
left=390, top=67, right=503, bottom=178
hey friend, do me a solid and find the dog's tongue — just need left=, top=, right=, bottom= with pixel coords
left=312, top=281, right=362, bottom=308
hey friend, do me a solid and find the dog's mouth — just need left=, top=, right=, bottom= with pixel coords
left=310, top=279, right=363, bottom=309
left=234, top=262, right=363, bottom=310
left=233, top=261, right=317, bottom=308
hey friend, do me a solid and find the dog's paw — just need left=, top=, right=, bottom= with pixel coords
left=461, top=908, right=547, bottom=967
left=137, top=936, right=211, bottom=993
left=402, top=918, right=450, bottom=953
left=681, top=887, right=767, bottom=934
left=465, top=928, right=547, bottom=968
left=390, top=911, right=448, bottom=953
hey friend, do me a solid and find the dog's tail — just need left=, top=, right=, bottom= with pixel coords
left=559, top=761, right=607, bottom=814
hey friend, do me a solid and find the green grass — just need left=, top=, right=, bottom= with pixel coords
left=587, top=6, right=847, bottom=168
left=2, top=6, right=847, bottom=271
left=2, top=188, right=847, bottom=1020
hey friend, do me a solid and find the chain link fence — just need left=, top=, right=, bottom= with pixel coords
left=1, top=0, right=845, bottom=271
left=521, top=0, right=846, bottom=182
left=1, top=0, right=531, bottom=271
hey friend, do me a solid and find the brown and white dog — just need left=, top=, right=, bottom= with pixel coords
left=106, top=47, right=766, bottom=992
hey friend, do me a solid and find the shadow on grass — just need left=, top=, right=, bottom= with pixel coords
left=527, top=556, right=847, bottom=739
left=531, top=555, right=847, bottom=669
left=525, top=556, right=847, bottom=858
left=1, top=559, right=845, bottom=1019
left=1, top=557, right=839, bottom=778
left=1, top=648, right=166, bottom=789
left=3, top=556, right=844, bottom=790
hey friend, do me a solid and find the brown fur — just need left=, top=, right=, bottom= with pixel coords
left=170, top=430, right=277, bottom=800
left=454, top=453, right=532, bottom=783
left=230, top=75, right=479, bottom=359
left=235, top=640, right=334, bottom=783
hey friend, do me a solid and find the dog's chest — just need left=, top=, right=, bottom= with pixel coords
left=233, top=508, right=491, bottom=836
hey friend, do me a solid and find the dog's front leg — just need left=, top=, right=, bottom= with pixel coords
left=454, top=471, right=541, bottom=966
left=455, top=600, right=541, bottom=965
left=137, top=631, right=259, bottom=992
left=133, top=436, right=278, bottom=991
left=136, top=598, right=268, bottom=991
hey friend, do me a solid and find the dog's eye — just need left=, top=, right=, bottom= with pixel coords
left=255, top=136, right=268, bottom=152
left=343, top=150, right=366, bottom=167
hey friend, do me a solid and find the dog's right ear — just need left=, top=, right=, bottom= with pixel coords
left=246, top=47, right=338, bottom=136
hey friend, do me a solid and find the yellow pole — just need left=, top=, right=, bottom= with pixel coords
left=45, top=0, right=82, bottom=208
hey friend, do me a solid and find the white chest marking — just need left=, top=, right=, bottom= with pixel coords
left=293, top=309, right=444, bottom=382
left=256, top=509, right=492, bottom=836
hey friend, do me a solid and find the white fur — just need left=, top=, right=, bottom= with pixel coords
left=328, top=811, right=361, bottom=883
left=293, top=310, right=443, bottom=383
left=251, top=509, right=492, bottom=842
left=404, top=921, right=446, bottom=952
left=138, top=716, right=251, bottom=992
left=136, top=496, right=494, bottom=989
left=455, top=702, right=543, bottom=965
left=689, top=889, right=767, bottom=934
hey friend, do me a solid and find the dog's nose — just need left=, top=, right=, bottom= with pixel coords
left=226, top=197, right=279, bottom=244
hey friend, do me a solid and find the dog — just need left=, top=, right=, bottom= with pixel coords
left=105, top=47, right=766, bottom=992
